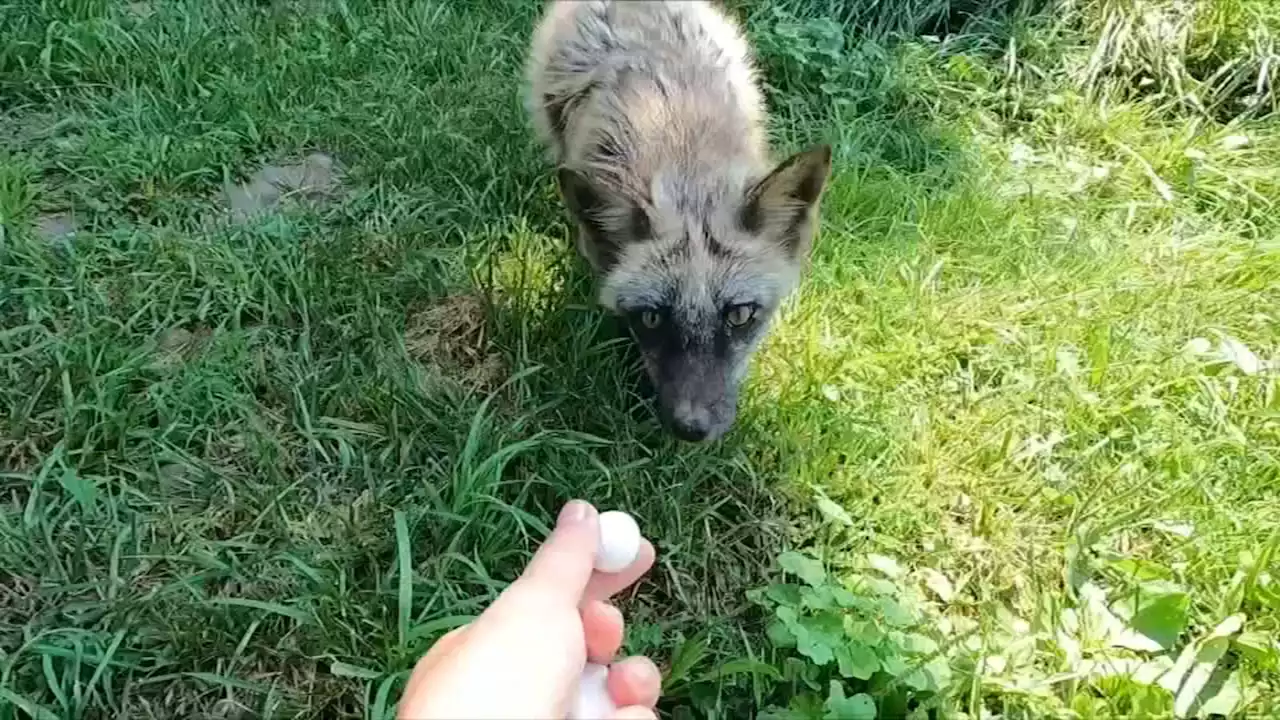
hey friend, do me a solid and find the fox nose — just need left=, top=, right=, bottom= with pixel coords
left=669, top=402, right=712, bottom=442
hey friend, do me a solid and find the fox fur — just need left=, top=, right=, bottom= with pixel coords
left=525, top=0, right=832, bottom=442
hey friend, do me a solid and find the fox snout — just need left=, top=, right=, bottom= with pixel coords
left=664, top=396, right=733, bottom=442
left=649, top=354, right=740, bottom=443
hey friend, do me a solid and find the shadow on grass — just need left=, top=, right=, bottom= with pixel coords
left=730, top=0, right=1056, bottom=40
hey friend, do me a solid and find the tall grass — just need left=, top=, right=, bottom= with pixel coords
left=1075, top=0, right=1279, bottom=119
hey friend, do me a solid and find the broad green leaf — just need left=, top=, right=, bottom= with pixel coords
left=1075, top=582, right=1163, bottom=652
left=794, top=625, right=835, bottom=666
left=824, top=681, right=876, bottom=720
left=838, top=590, right=878, bottom=613
left=781, top=657, right=809, bottom=684
left=834, top=642, right=880, bottom=680
left=831, top=587, right=861, bottom=608
left=371, top=671, right=408, bottom=720
left=766, top=583, right=805, bottom=608
left=879, top=597, right=915, bottom=627
left=807, top=609, right=844, bottom=633
left=846, top=619, right=884, bottom=646
left=902, top=657, right=952, bottom=693
left=903, top=633, right=939, bottom=654
left=777, top=605, right=800, bottom=626
left=802, top=586, right=835, bottom=611
left=58, top=468, right=97, bottom=513
left=768, top=620, right=797, bottom=648
left=802, top=613, right=846, bottom=649
left=1129, top=590, right=1190, bottom=650
left=786, top=690, right=827, bottom=719
left=780, top=551, right=827, bottom=587
left=879, top=652, right=908, bottom=678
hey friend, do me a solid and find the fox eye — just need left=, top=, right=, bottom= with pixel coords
left=639, top=309, right=663, bottom=329
left=725, top=303, right=757, bottom=327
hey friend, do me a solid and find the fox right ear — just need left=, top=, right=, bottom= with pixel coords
left=740, top=145, right=833, bottom=256
left=557, top=168, right=650, bottom=271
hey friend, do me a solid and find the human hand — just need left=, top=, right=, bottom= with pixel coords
left=397, top=501, right=660, bottom=719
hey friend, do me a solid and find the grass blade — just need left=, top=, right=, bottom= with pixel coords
left=0, top=687, right=60, bottom=720
left=206, top=598, right=313, bottom=624
left=395, top=509, right=412, bottom=648
left=79, top=629, right=126, bottom=714
left=330, top=661, right=381, bottom=680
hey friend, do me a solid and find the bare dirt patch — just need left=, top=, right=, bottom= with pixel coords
left=0, top=109, right=65, bottom=150
left=33, top=211, right=78, bottom=243
left=405, top=294, right=506, bottom=391
left=150, top=325, right=214, bottom=370
left=222, top=152, right=343, bottom=223
left=0, top=573, right=41, bottom=649
left=0, top=420, right=44, bottom=476
left=124, top=1, right=155, bottom=20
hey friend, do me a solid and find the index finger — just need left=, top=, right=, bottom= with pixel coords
left=582, top=538, right=656, bottom=602
left=504, top=500, right=601, bottom=606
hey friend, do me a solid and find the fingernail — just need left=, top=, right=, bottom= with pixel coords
left=632, top=657, right=661, bottom=687
left=599, top=601, right=623, bottom=627
left=558, top=500, right=593, bottom=528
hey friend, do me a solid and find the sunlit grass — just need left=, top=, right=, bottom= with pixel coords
left=1, top=0, right=1277, bottom=718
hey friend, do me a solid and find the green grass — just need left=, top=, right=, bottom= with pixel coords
left=1, top=0, right=1277, bottom=718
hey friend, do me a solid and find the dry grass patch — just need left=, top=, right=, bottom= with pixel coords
left=405, top=293, right=506, bottom=392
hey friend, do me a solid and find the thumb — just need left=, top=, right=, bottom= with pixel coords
left=507, top=500, right=600, bottom=606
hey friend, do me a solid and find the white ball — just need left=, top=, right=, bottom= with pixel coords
left=567, top=662, right=616, bottom=720
left=595, top=510, right=641, bottom=573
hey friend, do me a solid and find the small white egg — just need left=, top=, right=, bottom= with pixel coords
left=595, top=510, right=641, bottom=573
left=567, top=662, right=616, bottom=720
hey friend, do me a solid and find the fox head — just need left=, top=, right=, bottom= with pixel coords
left=558, top=145, right=832, bottom=442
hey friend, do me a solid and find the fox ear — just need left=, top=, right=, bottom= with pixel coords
left=740, top=144, right=833, bottom=256
left=558, top=167, right=650, bottom=271
left=558, top=167, right=606, bottom=229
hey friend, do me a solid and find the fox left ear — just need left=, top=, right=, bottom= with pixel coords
left=740, top=144, right=833, bottom=256
left=558, top=167, right=650, bottom=272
